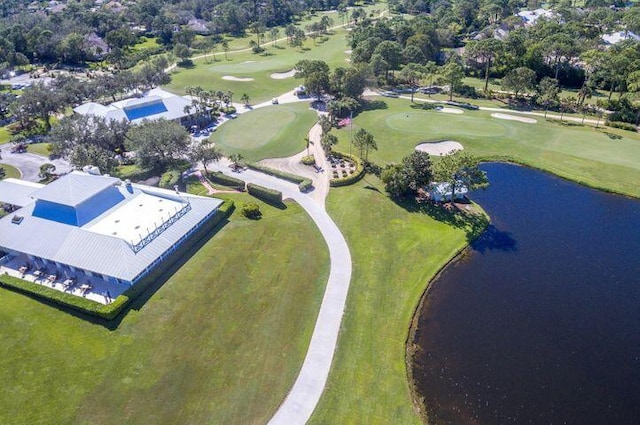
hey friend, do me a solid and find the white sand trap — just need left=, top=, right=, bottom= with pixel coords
left=437, top=107, right=464, bottom=114
left=222, top=76, right=254, bottom=82
left=270, top=69, right=297, bottom=79
left=415, top=141, right=464, bottom=156
left=242, top=61, right=256, bottom=64
left=491, top=113, right=537, bottom=124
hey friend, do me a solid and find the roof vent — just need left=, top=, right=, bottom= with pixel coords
left=11, top=215, right=24, bottom=225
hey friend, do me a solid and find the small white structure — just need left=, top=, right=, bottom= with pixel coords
left=517, top=8, right=558, bottom=26
left=602, top=31, right=640, bottom=45
left=428, top=182, right=469, bottom=202
left=294, top=85, right=307, bottom=96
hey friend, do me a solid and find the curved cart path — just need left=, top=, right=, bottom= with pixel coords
left=206, top=160, right=351, bottom=425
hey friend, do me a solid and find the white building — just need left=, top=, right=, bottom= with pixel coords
left=517, top=8, right=559, bottom=26
left=428, top=182, right=469, bottom=202
left=74, top=88, right=193, bottom=125
left=602, top=30, right=640, bottom=45
left=0, top=172, right=223, bottom=303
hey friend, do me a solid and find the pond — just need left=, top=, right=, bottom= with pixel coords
left=411, top=163, right=640, bottom=425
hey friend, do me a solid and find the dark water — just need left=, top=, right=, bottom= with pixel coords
left=412, top=163, right=640, bottom=425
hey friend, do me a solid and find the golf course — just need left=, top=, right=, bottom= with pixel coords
left=2, top=3, right=640, bottom=424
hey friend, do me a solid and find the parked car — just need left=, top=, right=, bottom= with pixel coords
left=379, top=91, right=399, bottom=98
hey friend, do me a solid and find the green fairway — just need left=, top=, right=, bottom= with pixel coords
left=211, top=102, right=317, bottom=162
left=0, top=163, right=20, bottom=179
left=0, top=193, right=329, bottom=425
left=308, top=178, right=485, bottom=424
left=165, top=28, right=351, bottom=103
left=333, top=97, right=640, bottom=197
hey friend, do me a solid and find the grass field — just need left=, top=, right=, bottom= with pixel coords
left=165, top=28, right=352, bottom=103
left=332, top=97, right=640, bottom=197
left=0, top=126, right=10, bottom=145
left=0, top=193, right=329, bottom=425
left=308, top=177, right=486, bottom=424
left=0, top=163, right=20, bottom=179
left=210, top=102, right=317, bottom=162
left=26, top=142, right=51, bottom=156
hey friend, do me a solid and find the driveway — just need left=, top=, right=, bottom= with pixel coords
left=0, top=149, right=73, bottom=182
left=206, top=160, right=352, bottom=425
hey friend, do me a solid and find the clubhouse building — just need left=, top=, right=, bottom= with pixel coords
left=74, top=88, right=192, bottom=125
left=0, top=172, right=222, bottom=304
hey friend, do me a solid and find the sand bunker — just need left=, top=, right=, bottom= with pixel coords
left=242, top=61, right=256, bottom=64
left=270, top=69, right=297, bottom=79
left=222, top=76, right=254, bottom=82
left=415, top=141, right=463, bottom=156
left=437, top=107, right=464, bottom=114
left=491, top=113, right=537, bottom=124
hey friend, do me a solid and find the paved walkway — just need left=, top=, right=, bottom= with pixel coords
left=0, top=149, right=72, bottom=182
left=206, top=160, right=351, bottom=425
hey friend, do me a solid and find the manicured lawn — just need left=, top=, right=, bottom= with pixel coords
left=0, top=193, right=329, bottom=425
left=0, top=163, right=20, bottom=179
left=0, top=126, right=10, bottom=145
left=131, top=36, right=161, bottom=52
left=308, top=177, right=486, bottom=424
left=332, top=97, right=640, bottom=197
left=26, top=142, right=50, bottom=156
left=165, top=28, right=351, bottom=103
left=210, top=102, right=317, bottom=162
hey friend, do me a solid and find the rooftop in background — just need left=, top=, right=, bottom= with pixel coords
left=73, top=88, right=192, bottom=124
left=602, top=30, right=640, bottom=45
left=517, top=8, right=559, bottom=26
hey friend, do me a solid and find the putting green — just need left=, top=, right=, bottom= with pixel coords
left=212, top=103, right=316, bottom=162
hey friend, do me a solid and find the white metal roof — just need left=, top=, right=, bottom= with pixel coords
left=0, top=179, right=44, bottom=207
left=0, top=173, right=223, bottom=281
left=31, top=172, right=120, bottom=206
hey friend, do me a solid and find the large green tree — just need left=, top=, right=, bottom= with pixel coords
left=381, top=151, right=433, bottom=198
left=353, top=128, right=377, bottom=161
left=502, top=67, right=537, bottom=99
left=465, top=38, right=502, bottom=93
left=434, top=152, right=488, bottom=202
left=126, top=119, right=191, bottom=170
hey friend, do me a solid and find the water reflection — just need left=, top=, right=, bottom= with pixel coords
left=411, top=163, right=640, bottom=425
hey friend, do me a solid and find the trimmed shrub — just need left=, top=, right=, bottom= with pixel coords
left=301, top=155, right=315, bottom=165
left=241, top=202, right=262, bottom=219
left=329, top=151, right=366, bottom=187
left=246, top=163, right=313, bottom=192
left=247, top=183, right=283, bottom=205
left=605, top=121, right=637, bottom=132
left=159, top=169, right=181, bottom=189
left=207, top=171, right=245, bottom=190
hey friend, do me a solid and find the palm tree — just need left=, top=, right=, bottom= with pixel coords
left=222, top=41, right=229, bottom=60
left=190, top=142, right=222, bottom=175
left=304, top=136, right=311, bottom=156
left=229, top=153, right=244, bottom=171
left=241, top=93, right=250, bottom=106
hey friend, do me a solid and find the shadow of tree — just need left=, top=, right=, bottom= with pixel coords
left=471, top=224, right=517, bottom=253
left=394, top=197, right=491, bottom=243
left=361, top=99, right=388, bottom=112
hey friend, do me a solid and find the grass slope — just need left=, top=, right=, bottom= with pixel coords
left=0, top=194, right=329, bottom=425
left=334, top=97, right=640, bottom=197
left=309, top=178, right=486, bottom=424
left=211, top=102, right=317, bottom=162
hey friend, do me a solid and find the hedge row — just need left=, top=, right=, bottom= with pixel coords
left=246, top=163, right=313, bottom=192
left=207, top=171, right=246, bottom=190
left=247, top=183, right=283, bottom=204
left=0, top=275, right=127, bottom=320
left=0, top=200, right=236, bottom=321
left=329, top=151, right=366, bottom=187
left=605, top=121, right=637, bottom=132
